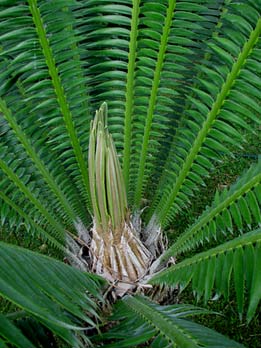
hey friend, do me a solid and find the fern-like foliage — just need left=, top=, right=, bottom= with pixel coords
left=97, top=295, right=244, bottom=347
left=0, top=0, right=260, bottom=347
left=0, top=313, right=36, bottom=348
left=0, top=1, right=260, bottom=232
left=151, top=228, right=261, bottom=322
left=0, top=242, right=104, bottom=347
left=155, top=161, right=261, bottom=266
left=0, top=0, right=91, bottom=230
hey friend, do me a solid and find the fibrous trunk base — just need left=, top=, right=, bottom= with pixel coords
left=90, top=221, right=152, bottom=295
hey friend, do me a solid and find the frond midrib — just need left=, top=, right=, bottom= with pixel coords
left=133, top=0, right=177, bottom=207
left=0, top=159, right=66, bottom=241
left=124, top=296, right=199, bottom=348
left=150, top=228, right=261, bottom=282
left=155, top=17, right=261, bottom=226
left=159, top=167, right=261, bottom=263
left=123, top=0, right=140, bottom=192
left=28, top=0, right=91, bottom=210
left=0, top=98, right=78, bottom=223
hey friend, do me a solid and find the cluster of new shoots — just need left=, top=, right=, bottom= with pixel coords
left=88, top=104, right=152, bottom=288
left=88, top=102, right=128, bottom=237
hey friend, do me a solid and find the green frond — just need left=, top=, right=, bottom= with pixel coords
left=0, top=190, right=69, bottom=255
left=0, top=111, right=88, bottom=226
left=132, top=0, right=177, bottom=206
left=123, top=0, right=140, bottom=191
left=128, top=0, right=227, bottom=207
left=74, top=1, right=228, bottom=206
left=0, top=0, right=91, bottom=217
left=157, top=162, right=261, bottom=265
left=98, top=295, right=244, bottom=348
left=0, top=98, right=80, bottom=224
left=147, top=2, right=261, bottom=226
left=28, top=0, right=91, bottom=206
left=77, top=1, right=131, bottom=151
left=0, top=242, right=104, bottom=347
left=150, top=228, right=261, bottom=322
left=0, top=1, right=260, bottom=345
left=0, top=313, right=36, bottom=348
left=0, top=156, right=68, bottom=242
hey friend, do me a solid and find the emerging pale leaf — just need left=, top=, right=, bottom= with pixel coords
left=88, top=103, right=152, bottom=292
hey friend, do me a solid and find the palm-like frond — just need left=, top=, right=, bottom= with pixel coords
left=155, top=161, right=261, bottom=267
left=0, top=313, right=36, bottom=348
left=72, top=0, right=261, bottom=220
left=97, top=295, right=244, bottom=347
left=150, top=228, right=261, bottom=322
left=0, top=242, right=105, bottom=347
left=148, top=5, right=261, bottom=227
left=127, top=0, right=230, bottom=206
left=0, top=190, right=68, bottom=254
left=0, top=0, right=91, bottom=231
left=1, top=1, right=260, bottom=232
left=28, top=0, right=91, bottom=203
left=0, top=0, right=260, bottom=346
left=76, top=0, right=243, bottom=206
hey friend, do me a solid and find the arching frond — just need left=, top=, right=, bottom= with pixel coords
left=0, top=98, right=78, bottom=224
left=0, top=1, right=260, bottom=345
left=74, top=1, right=229, bottom=205
left=150, top=228, right=261, bottom=322
left=77, top=1, right=132, bottom=151
left=156, top=161, right=261, bottom=266
left=0, top=0, right=92, bottom=225
left=147, top=2, right=261, bottom=226
left=123, top=0, right=140, bottom=191
left=0, top=313, right=36, bottom=348
left=98, top=295, right=244, bottom=348
left=0, top=156, right=67, bottom=242
left=0, top=242, right=104, bottom=347
left=0, top=190, right=68, bottom=254
left=28, top=0, right=91, bottom=204
left=128, top=0, right=228, bottom=207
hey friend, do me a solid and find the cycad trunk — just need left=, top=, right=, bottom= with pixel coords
left=88, top=104, right=153, bottom=294
left=91, top=221, right=151, bottom=283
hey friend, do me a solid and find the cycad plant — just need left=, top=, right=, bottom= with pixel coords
left=0, top=0, right=260, bottom=347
